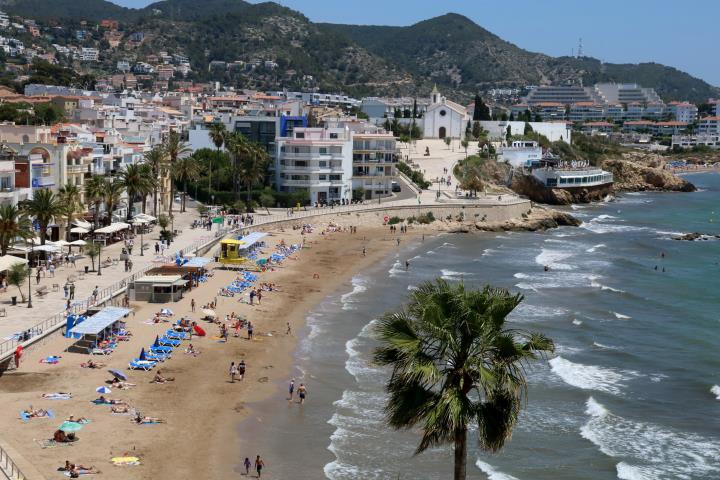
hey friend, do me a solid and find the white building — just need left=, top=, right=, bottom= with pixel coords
left=79, top=47, right=99, bottom=62
left=698, top=116, right=720, bottom=135
left=275, top=126, right=353, bottom=204
left=667, top=102, right=698, bottom=123
left=350, top=125, right=397, bottom=199
left=671, top=133, right=720, bottom=149
left=480, top=120, right=572, bottom=144
left=422, top=86, right=468, bottom=139
left=499, top=140, right=542, bottom=168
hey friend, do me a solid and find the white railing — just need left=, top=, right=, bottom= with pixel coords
left=0, top=444, right=26, bottom=480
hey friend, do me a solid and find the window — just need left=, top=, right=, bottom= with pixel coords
left=319, top=161, right=327, bottom=167
left=318, top=174, right=327, bottom=180
left=319, top=147, right=327, bottom=155
left=329, top=174, right=341, bottom=181
left=295, top=132, right=305, bottom=139
left=329, top=133, right=338, bottom=139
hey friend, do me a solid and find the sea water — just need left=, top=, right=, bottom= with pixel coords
left=240, top=172, right=720, bottom=479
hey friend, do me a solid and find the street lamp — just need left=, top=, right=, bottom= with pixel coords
left=140, top=225, right=144, bottom=256
left=97, top=241, right=102, bottom=276
left=27, top=243, right=33, bottom=308
left=170, top=214, right=174, bottom=243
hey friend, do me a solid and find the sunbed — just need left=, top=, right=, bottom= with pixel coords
left=128, top=360, right=156, bottom=370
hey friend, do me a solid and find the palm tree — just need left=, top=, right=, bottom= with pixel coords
left=232, top=141, right=268, bottom=211
left=163, top=130, right=191, bottom=216
left=171, top=155, right=200, bottom=212
left=138, top=163, right=155, bottom=214
left=207, top=122, right=226, bottom=195
left=84, top=175, right=108, bottom=228
left=118, top=163, right=154, bottom=220
left=103, top=179, right=124, bottom=225
left=58, top=183, right=82, bottom=241
left=374, top=279, right=554, bottom=480
left=0, top=204, right=31, bottom=255
left=224, top=131, right=250, bottom=199
left=20, top=188, right=62, bottom=245
left=144, top=146, right=165, bottom=217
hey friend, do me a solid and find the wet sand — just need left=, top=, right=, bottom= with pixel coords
left=0, top=218, right=432, bottom=479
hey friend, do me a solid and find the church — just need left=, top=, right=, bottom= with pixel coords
left=422, top=86, right=468, bottom=139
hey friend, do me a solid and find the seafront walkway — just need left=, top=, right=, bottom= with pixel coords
left=400, top=138, right=475, bottom=199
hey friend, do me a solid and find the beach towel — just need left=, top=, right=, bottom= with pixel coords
left=111, top=456, right=140, bottom=466
left=42, top=393, right=72, bottom=400
left=63, top=470, right=97, bottom=477
left=20, top=409, right=54, bottom=422
left=35, top=439, right=74, bottom=449
left=40, top=356, right=61, bottom=364
left=90, top=399, right=113, bottom=405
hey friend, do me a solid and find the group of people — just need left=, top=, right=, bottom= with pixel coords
left=229, top=360, right=247, bottom=382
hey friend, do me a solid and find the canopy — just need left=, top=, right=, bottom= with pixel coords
left=72, top=219, right=92, bottom=229
left=70, top=240, right=87, bottom=246
left=68, top=306, right=130, bottom=336
left=71, top=227, right=90, bottom=234
left=109, top=369, right=127, bottom=381
left=33, top=244, right=59, bottom=253
left=130, top=218, right=149, bottom=225
left=94, top=222, right=130, bottom=234
left=133, top=213, right=156, bottom=222
left=237, top=232, right=267, bottom=250
left=53, top=240, right=70, bottom=247
left=183, top=256, right=213, bottom=268
left=0, top=255, right=27, bottom=272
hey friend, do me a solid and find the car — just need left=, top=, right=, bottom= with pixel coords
left=391, top=181, right=401, bottom=192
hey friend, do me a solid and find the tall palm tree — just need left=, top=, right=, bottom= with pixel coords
left=143, top=146, right=165, bottom=217
left=138, top=163, right=155, bottom=214
left=207, top=122, right=226, bottom=195
left=58, top=183, right=82, bottom=241
left=20, top=188, right=62, bottom=245
left=103, top=179, right=124, bottom=225
left=238, top=143, right=269, bottom=210
left=0, top=204, right=31, bottom=255
left=118, top=163, right=154, bottom=220
left=84, top=175, right=108, bottom=228
left=224, top=131, right=250, bottom=199
left=171, top=155, right=200, bottom=212
left=163, top=130, right=191, bottom=216
left=374, top=279, right=554, bottom=480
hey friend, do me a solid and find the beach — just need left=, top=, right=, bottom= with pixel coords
left=0, top=215, right=434, bottom=480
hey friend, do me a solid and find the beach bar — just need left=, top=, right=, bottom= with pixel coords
left=65, top=306, right=130, bottom=354
left=219, top=232, right=267, bottom=266
left=129, top=274, right=187, bottom=303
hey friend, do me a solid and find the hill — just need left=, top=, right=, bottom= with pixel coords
left=0, top=1, right=715, bottom=101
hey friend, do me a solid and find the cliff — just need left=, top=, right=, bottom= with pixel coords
left=510, top=172, right=613, bottom=205
left=601, top=159, right=696, bottom=192
left=474, top=207, right=582, bottom=232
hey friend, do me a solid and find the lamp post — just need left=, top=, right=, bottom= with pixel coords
left=170, top=213, right=174, bottom=244
left=140, top=225, right=144, bottom=256
left=97, top=241, right=102, bottom=276
left=27, top=243, right=33, bottom=308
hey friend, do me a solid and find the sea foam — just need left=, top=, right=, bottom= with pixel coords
left=711, top=385, right=720, bottom=400
left=475, top=460, right=520, bottom=480
left=549, top=357, right=635, bottom=396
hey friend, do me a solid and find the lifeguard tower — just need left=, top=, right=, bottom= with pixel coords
left=218, top=232, right=267, bottom=268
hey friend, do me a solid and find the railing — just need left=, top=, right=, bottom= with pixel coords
left=0, top=444, right=26, bottom=480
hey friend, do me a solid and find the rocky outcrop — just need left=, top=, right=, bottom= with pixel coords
left=601, top=159, right=696, bottom=192
left=474, top=208, right=581, bottom=232
left=510, top=172, right=612, bottom=205
left=673, top=232, right=720, bottom=241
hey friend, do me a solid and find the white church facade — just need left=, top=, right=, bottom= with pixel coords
left=422, top=86, right=468, bottom=139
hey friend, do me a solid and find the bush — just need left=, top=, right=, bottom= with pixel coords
left=417, top=211, right=435, bottom=224
left=387, top=216, right=403, bottom=225
left=397, top=162, right=431, bottom=189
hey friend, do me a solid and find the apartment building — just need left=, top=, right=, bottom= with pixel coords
left=350, top=125, right=398, bottom=199
left=568, top=102, right=605, bottom=123
left=671, top=133, right=720, bottom=149
left=697, top=116, right=720, bottom=134
left=0, top=153, right=32, bottom=207
left=275, top=126, right=353, bottom=204
left=524, top=85, right=596, bottom=106
left=79, top=48, right=99, bottom=62
left=667, top=102, right=698, bottom=123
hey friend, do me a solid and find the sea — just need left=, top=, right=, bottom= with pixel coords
left=239, top=172, right=720, bottom=480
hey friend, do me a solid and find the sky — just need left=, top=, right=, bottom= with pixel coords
left=111, top=0, right=719, bottom=86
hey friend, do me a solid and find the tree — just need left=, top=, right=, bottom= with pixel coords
left=58, top=183, right=82, bottom=241
left=472, top=121, right=482, bottom=140
left=118, top=163, right=154, bottom=220
left=444, top=137, right=451, bottom=149
left=524, top=122, right=534, bottom=135
left=102, top=180, right=124, bottom=225
left=20, top=188, right=62, bottom=245
left=236, top=144, right=269, bottom=211
left=465, top=120, right=472, bottom=138
left=461, top=139, right=469, bottom=158
left=84, top=175, right=108, bottom=228
left=7, top=263, right=27, bottom=302
left=506, top=125, right=512, bottom=143
left=509, top=112, right=515, bottom=121
left=374, top=279, right=554, bottom=480
left=473, top=94, right=491, bottom=121
left=86, top=242, right=100, bottom=272
left=224, top=131, right=251, bottom=199
left=144, top=146, right=166, bottom=217
left=171, top=155, right=201, bottom=212
left=207, top=122, right=226, bottom=194
left=0, top=204, right=31, bottom=255
left=158, top=213, right=169, bottom=233
left=163, top=130, right=192, bottom=216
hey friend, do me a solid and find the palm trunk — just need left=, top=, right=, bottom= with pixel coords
left=246, top=182, right=251, bottom=212
left=182, top=179, right=188, bottom=212
left=152, top=188, right=158, bottom=217
left=453, top=428, right=467, bottom=480
left=17, top=284, right=25, bottom=302
left=94, top=201, right=100, bottom=228
left=141, top=195, right=147, bottom=214
left=169, top=180, right=174, bottom=216
left=40, top=223, right=47, bottom=245
left=66, top=215, right=72, bottom=241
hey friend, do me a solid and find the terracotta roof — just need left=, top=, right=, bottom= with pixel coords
left=572, top=102, right=601, bottom=107
left=536, top=102, right=564, bottom=107
left=624, top=121, right=654, bottom=125
left=656, top=121, right=687, bottom=127
left=584, top=122, right=613, bottom=127
left=700, top=116, right=720, bottom=121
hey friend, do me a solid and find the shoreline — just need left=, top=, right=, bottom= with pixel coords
left=0, top=215, right=435, bottom=480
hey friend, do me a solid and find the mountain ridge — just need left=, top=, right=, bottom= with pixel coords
left=0, top=0, right=715, bottom=101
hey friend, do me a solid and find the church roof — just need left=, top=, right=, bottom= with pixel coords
left=427, top=98, right=467, bottom=116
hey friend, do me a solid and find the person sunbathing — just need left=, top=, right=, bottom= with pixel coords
left=42, top=392, right=71, bottom=399
left=185, top=343, right=199, bottom=356
left=133, top=414, right=165, bottom=424
left=65, top=415, right=89, bottom=423
left=94, top=395, right=124, bottom=405
left=53, top=430, right=76, bottom=443
left=110, top=404, right=131, bottom=414
left=110, top=378, right=136, bottom=389
left=152, top=370, right=175, bottom=383
left=24, top=407, right=49, bottom=418
left=81, top=359, right=105, bottom=369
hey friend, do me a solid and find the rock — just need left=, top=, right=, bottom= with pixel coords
left=673, top=232, right=720, bottom=241
left=602, top=159, right=696, bottom=193
left=475, top=208, right=581, bottom=232
left=510, top=172, right=612, bottom=205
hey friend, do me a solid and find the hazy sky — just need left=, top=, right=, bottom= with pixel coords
left=111, top=0, right=719, bottom=86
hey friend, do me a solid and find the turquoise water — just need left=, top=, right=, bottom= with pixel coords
left=242, top=172, right=720, bottom=479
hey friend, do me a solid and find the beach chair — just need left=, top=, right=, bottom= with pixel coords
left=158, top=337, right=181, bottom=347
left=128, top=360, right=156, bottom=371
left=91, top=347, right=113, bottom=355
left=165, top=330, right=188, bottom=340
left=150, top=345, right=173, bottom=355
left=145, top=351, right=169, bottom=362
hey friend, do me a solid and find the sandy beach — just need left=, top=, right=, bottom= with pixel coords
left=0, top=215, right=433, bottom=480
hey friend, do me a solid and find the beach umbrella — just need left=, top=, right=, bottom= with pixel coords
left=58, top=421, right=84, bottom=433
left=139, top=347, right=147, bottom=361
left=160, top=308, right=173, bottom=316
left=96, top=386, right=112, bottom=394
left=108, top=369, right=127, bottom=381
left=152, top=336, right=160, bottom=348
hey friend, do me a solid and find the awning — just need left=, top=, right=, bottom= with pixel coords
left=70, top=239, right=87, bottom=246
left=72, top=219, right=92, bottom=229
left=71, top=227, right=89, bottom=234
left=94, top=222, right=130, bottom=234
left=136, top=274, right=185, bottom=285
left=130, top=218, right=149, bottom=225
left=237, top=232, right=267, bottom=250
left=183, top=257, right=213, bottom=268
left=0, top=255, right=27, bottom=272
left=133, top=213, right=156, bottom=222
left=68, top=306, right=130, bottom=336
left=53, top=240, right=71, bottom=247
left=33, top=244, right=59, bottom=252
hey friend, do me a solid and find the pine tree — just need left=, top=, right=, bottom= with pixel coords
left=473, top=94, right=491, bottom=121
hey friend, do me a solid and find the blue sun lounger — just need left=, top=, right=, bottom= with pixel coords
left=165, top=330, right=188, bottom=340
left=151, top=345, right=173, bottom=354
left=158, top=337, right=181, bottom=347
left=128, top=360, right=156, bottom=371
left=145, top=351, right=168, bottom=362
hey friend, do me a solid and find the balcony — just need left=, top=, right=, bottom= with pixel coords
left=31, top=176, right=55, bottom=188
left=67, top=164, right=90, bottom=174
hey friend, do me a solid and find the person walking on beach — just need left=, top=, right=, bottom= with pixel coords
left=154, top=242, right=159, bottom=254
left=247, top=321, right=253, bottom=340
left=405, top=260, right=410, bottom=270
left=69, top=283, right=75, bottom=300
left=191, top=298, right=195, bottom=312
left=396, top=238, right=401, bottom=247
left=249, top=289, right=256, bottom=305
left=256, top=289, right=262, bottom=304
left=286, top=322, right=291, bottom=335
left=238, top=360, right=246, bottom=381
left=243, top=457, right=251, bottom=475
left=63, top=283, right=69, bottom=299
left=297, top=384, right=307, bottom=404
left=92, top=286, right=99, bottom=304
left=362, top=247, right=366, bottom=256
left=229, top=361, right=238, bottom=383
left=288, top=378, right=295, bottom=401
left=255, top=455, right=264, bottom=478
